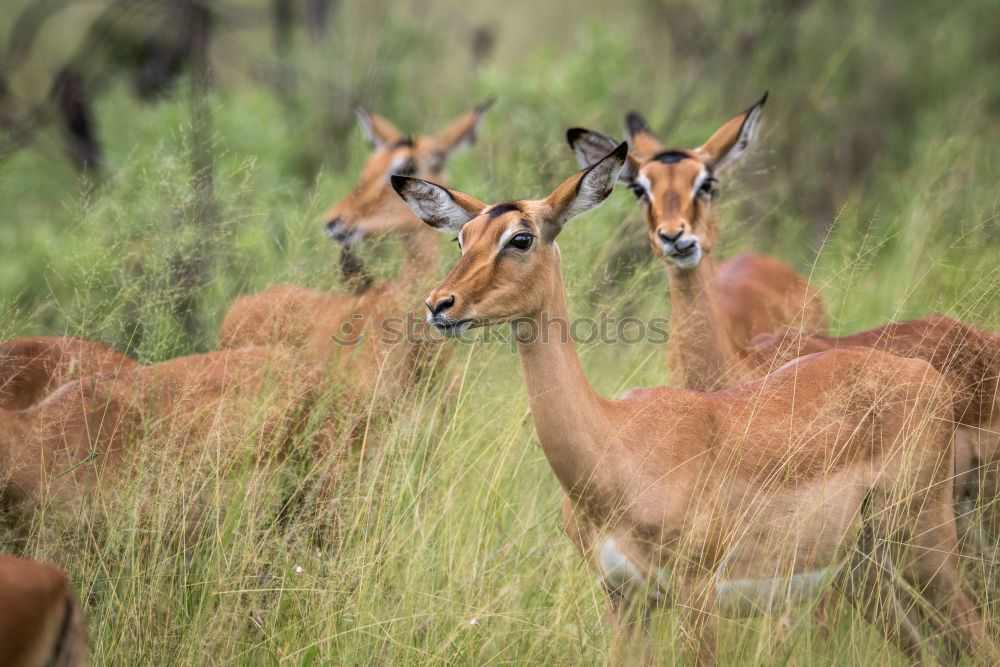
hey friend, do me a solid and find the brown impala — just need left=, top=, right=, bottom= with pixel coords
left=391, top=144, right=990, bottom=664
left=569, top=100, right=1000, bottom=545
left=0, top=336, right=136, bottom=410
left=218, top=102, right=492, bottom=404
left=1, top=346, right=323, bottom=514
left=567, top=94, right=827, bottom=391
left=746, top=317, right=1000, bottom=538
left=0, top=554, right=86, bottom=666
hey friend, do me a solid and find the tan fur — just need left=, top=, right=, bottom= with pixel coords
left=0, top=347, right=327, bottom=512
left=218, top=104, right=491, bottom=404
left=397, top=149, right=991, bottom=663
left=569, top=99, right=827, bottom=391
left=0, top=337, right=136, bottom=410
left=748, top=316, right=1000, bottom=531
left=0, top=554, right=86, bottom=666
left=635, top=115, right=826, bottom=390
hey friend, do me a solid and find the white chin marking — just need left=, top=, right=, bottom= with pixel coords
left=434, top=320, right=472, bottom=337
left=664, top=246, right=702, bottom=269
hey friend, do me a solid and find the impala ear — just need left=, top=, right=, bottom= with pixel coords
left=428, top=99, right=494, bottom=170
left=695, top=91, right=767, bottom=173
left=566, top=128, right=638, bottom=182
left=355, top=107, right=405, bottom=149
left=542, top=142, right=628, bottom=240
left=623, top=111, right=664, bottom=160
left=390, top=176, right=485, bottom=232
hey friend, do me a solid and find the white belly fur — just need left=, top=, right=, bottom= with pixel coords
left=598, top=537, right=842, bottom=617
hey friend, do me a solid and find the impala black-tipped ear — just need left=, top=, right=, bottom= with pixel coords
left=391, top=175, right=485, bottom=231
left=354, top=107, right=404, bottom=149
left=543, top=142, right=628, bottom=238
left=696, top=91, right=768, bottom=172
left=566, top=128, right=637, bottom=182
left=565, top=127, right=589, bottom=147
left=624, top=111, right=649, bottom=136
left=623, top=110, right=663, bottom=159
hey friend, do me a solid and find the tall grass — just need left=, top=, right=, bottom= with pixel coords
left=1, top=0, right=998, bottom=663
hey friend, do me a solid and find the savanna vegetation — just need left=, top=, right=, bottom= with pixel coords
left=1, top=0, right=998, bottom=663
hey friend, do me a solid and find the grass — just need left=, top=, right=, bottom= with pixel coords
left=1, top=0, right=999, bottom=663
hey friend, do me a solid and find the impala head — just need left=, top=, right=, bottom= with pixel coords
left=567, top=93, right=767, bottom=270
left=391, top=143, right=628, bottom=336
left=322, top=100, right=493, bottom=245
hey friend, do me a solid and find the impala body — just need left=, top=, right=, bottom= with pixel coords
left=0, top=337, right=136, bottom=410
left=568, top=94, right=827, bottom=391
left=0, top=554, right=86, bottom=667
left=748, top=316, right=1000, bottom=530
left=218, top=103, right=492, bottom=405
left=392, top=144, right=990, bottom=663
left=0, top=346, right=323, bottom=512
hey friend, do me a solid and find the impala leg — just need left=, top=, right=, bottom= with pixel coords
left=604, top=586, right=654, bottom=665
left=677, top=580, right=719, bottom=667
left=953, top=428, right=982, bottom=558
left=835, top=519, right=925, bottom=661
left=905, top=501, right=997, bottom=665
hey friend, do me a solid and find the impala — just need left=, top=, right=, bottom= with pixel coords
left=217, top=102, right=492, bottom=403
left=391, top=145, right=990, bottom=663
left=747, top=316, right=1000, bottom=536
left=0, top=554, right=86, bottom=667
left=567, top=94, right=827, bottom=391
left=0, top=346, right=323, bottom=512
left=0, top=336, right=136, bottom=410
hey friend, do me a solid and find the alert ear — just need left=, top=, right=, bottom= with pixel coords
left=355, top=107, right=405, bottom=149
left=390, top=176, right=485, bottom=232
left=542, top=142, right=628, bottom=240
left=695, top=91, right=767, bottom=173
left=566, top=127, right=637, bottom=182
left=623, top=111, right=664, bottom=160
left=427, top=99, right=494, bottom=171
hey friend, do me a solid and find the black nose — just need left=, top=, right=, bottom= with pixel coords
left=326, top=216, right=342, bottom=232
left=426, top=295, right=455, bottom=316
left=658, top=229, right=683, bottom=245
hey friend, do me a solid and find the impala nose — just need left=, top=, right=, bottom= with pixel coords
left=657, top=229, right=683, bottom=246
left=325, top=216, right=343, bottom=239
left=426, top=294, right=455, bottom=316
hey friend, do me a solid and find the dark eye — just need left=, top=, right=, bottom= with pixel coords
left=507, top=233, right=533, bottom=250
left=698, top=177, right=717, bottom=197
left=628, top=183, right=646, bottom=200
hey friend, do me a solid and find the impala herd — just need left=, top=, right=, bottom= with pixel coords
left=1, top=96, right=997, bottom=665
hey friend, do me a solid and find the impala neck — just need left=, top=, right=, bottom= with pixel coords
left=667, top=255, right=743, bottom=391
left=513, top=261, right=621, bottom=501
left=401, top=226, right=441, bottom=285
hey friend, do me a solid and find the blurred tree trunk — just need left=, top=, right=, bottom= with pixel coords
left=273, top=0, right=294, bottom=53
left=171, top=0, right=217, bottom=342
left=305, top=0, right=334, bottom=42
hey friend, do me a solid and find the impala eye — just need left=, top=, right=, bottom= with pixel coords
left=507, top=233, right=533, bottom=250
left=698, top=177, right=717, bottom=198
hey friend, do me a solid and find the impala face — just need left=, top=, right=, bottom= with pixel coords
left=390, top=143, right=629, bottom=336
left=567, top=93, right=767, bottom=270
left=322, top=101, right=493, bottom=245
